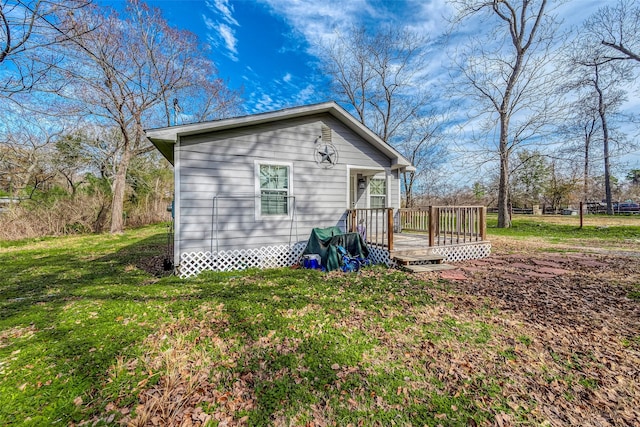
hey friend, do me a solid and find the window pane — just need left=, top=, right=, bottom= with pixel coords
left=260, top=165, right=288, bottom=190
left=370, top=178, right=385, bottom=195
left=370, top=196, right=385, bottom=209
left=259, top=164, right=289, bottom=215
left=261, top=190, right=288, bottom=215
left=370, top=178, right=386, bottom=208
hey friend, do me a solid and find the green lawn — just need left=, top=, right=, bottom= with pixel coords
left=1, top=220, right=638, bottom=425
left=486, top=213, right=640, bottom=249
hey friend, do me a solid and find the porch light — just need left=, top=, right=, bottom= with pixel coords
left=358, top=178, right=366, bottom=190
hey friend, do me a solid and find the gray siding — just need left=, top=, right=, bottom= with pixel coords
left=175, top=113, right=401, bottom=255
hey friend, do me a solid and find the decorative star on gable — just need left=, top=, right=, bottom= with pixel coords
left=314, top=143, right=338, bottom=168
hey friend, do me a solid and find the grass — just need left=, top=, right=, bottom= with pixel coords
left=486, top=213, right=640, bottom=252
left=0, top=224, right=510, bottom=426
left=1, top=218, right=638, bottom=425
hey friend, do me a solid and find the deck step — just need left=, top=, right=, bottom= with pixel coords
left=393, top=254, right=444, bottom=265
left=403, top=264, right=456, bottom=273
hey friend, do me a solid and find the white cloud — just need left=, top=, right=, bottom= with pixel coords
left=292, top=83, right=316, bottom=104
left=258, top=0, right=374, bottom=48
left=283, top=72, right=292, bottom=83
left=202, top=14, right=217, bottom=31
left=206, top=0, right=239, bottom=26
left=258, top=0, right=455, bottom=53
left=217, top=24, right=238, bottom=56
left=202, top=15, right=239, bottom=61
left=203, top=0, right=241, bottom=61
left=251, top=93, right=285, bottom=112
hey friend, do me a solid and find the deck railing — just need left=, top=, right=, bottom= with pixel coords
left=400, top=206, right=486, bottom=246
left=347, top=206, right=487, bottom=251
left=346, top=208, right=393, bottom=249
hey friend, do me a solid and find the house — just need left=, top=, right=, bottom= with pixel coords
left=146, top=101, right=416, bottom=277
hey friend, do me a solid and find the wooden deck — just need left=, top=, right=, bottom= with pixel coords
left=347, top=206, right=487, bottom=251
left=369, top=232, right=490, bottom=256
left=347, top=206, right=491, bottom=265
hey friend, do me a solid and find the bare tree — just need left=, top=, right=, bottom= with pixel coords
left=321, top=26, right=431, bottom=141
left=320, top=25, right=446, bottom=204
left=451, top=0, right=561, bottom=228
left=396, top=111, right=448, bottom=207
left=509, top=149, right=550, bottom=208
left=0, top=0, right=91, bottom=95
left=55, top=0, right=240, bottom=233
left=563, top=96, right=601, bottom=203
left=585, top=0, right=640, bottom=63
left=0, top=115, right=62, bottom=198
left=566, top=28, right=633, bottom=214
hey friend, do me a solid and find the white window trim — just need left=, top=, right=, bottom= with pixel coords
left=254, top=160, right=294, bottom=220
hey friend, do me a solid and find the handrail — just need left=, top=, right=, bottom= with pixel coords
left=346, top=208, right=393, bottom=250
left=347, top=206, right=487, bottom=250
left=399, top=206, right=486, bottom=246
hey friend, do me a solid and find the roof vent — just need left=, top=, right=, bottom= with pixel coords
left=321, top=125, right=332, bottom=143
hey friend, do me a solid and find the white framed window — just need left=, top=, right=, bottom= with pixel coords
left=255, top=161, right=292, bottom=218
left=369, top=178, right=386, bottom=208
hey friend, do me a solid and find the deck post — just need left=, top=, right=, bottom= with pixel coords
left=479, top=206, right=487, bottom=241
left=350, top=209, right=357, bottom=232
left=428, top=205, right=435, bottom=247
left=387, top=208, right=394, bottom=251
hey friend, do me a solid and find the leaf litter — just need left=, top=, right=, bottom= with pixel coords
left=79, top=244, right=639, bottom=426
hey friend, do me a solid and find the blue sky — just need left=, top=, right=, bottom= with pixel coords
left=124, top=0, right=614, bottom=114
left=102, top=0, right=639, bottom=181
left=106, top=0, right=473, bottom=114
left=134, top=0, right=328, bottom=113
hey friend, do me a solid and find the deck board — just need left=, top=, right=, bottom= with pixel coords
left=393, top=254, right=444, bottom=264
left=403, top=264, right=457, bottom=273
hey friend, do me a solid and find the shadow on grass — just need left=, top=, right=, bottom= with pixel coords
left=0, top=230, right=490, bottom=426
left=0, top=229, right=190, bottom=424
left=0, top=231, right=173, bottom=320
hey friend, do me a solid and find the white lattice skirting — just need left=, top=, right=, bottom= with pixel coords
left=177, top=241, right=491, bottom=278
left=178, top=242, right=397, bottom=278
left=431, top=242, right=492, bottom=263
left=178, top=242, right=308, bottom=278
left=367, top=246, right=396, bottom=268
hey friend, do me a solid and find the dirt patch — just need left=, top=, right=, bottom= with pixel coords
left=415, top=243, right=640, bottom=426
left=136, top=254, right=173, bottom=277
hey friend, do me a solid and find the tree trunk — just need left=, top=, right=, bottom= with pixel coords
left=583, top=131, right=590, bottom=202
left=497, top=153, right=511, bottom=228
left=403, top=171, right=414, bottom=208
left=602, top=114, right=613, bottom=215
left=110, top=144, right=132, bottom=233
left=497, top=114, right=511, bottom=228
left=594, top=65, right=613, bottom=215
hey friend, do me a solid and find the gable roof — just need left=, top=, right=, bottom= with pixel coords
left=145, top=101, right=414, bottom=171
